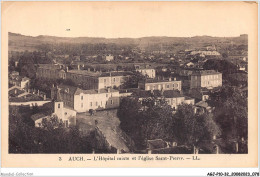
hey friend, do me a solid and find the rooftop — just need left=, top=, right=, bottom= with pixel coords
left=100, top=71, right=133, bottom=77
left=57, top=84, right=118, bottom=95
left=144, top=78, right=180, bottom=84
left=133, top=89, right=183, bottom=98
left=192, top=70, right=221, bottom=76
left=67, top=70, right=101, bottom=77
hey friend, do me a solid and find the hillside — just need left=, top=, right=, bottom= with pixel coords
left=8, top=32, right=248, bottom=52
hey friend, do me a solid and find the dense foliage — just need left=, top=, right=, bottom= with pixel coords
left=117, top=97, right=220, bottom=151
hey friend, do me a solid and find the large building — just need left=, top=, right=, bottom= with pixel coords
left=190, top=50, right=221, bottom=56
left=135, top=64, right=156, bottom=78
left=36, top=64, right=132, bottom=89
left=190, top=70, right=222, bottom=89
left=36, top=64, right=65, bottom=80
left=51, top=84, right=120, bottom=112
left=66, top=70, right=132, bottom=90
left=138, top=78, right=182, bottom=91
left=134, top=89, right=194, bottom=111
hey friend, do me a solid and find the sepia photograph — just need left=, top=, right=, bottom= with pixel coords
left=1, top=1, right=258, bottom=169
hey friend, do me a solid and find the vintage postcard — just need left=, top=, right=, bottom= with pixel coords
left=1, top=1, right=258, bottom=168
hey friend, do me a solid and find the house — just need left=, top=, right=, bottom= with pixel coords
left=133, top=89, right=194, bottom=111
left=30, top=101, right=76, bottom=128
left=9, top=73, right=30, bottom=89
left=189, top=88, right=210, bottom=102
left=138, top=78, right=182, bottom=91
left=190, top=70, right=222, bottom=89
left=190, top=50, right=221, bottom=56
left=66, top=70, right=132, bottom=90
left=135, top=64, right=156, bottom=78
left=31, top=113, right=51, bottom=128
left=194, top=101, right=212, bottom=114
left=36, top=64, right=64, bottom=80
left=54, top=101, right=77, bottom=127
left=51, top=84, right=120, bottom=113
left=161, top=90, right=195, bottom=110
left=103, top=54, right=114, bottom=61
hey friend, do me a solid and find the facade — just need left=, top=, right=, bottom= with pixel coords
left=135, top=65, right=156, bottom=78
left=9, top=71, right=30, bottom=89
left=190, top=70, right=222, bottom=89
left=134, top=89, right=194, bottom=111
left=9, top=76, right=30, bottom=89
left=54, top=102, right=77, bottom=127
left=36, top=64, right=64, bottom=80
left=104, top=54, right=114, bottom=61
left=190, top=50, right=221, bottom=56
left=98, top=72, right=132, bottom=89
left=66, top=70, right=99, bottom=90
left=138, top=78, right=182, bottom=91
left=51, top=84, right=120, bottom=112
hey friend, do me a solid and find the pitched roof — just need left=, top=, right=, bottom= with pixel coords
left=100, top=71, right=133, bottom=77
left=133, top=90, right=153, bottom=98
left=195, top=101, right=210, bottom=108
left=31, top=113, right=49, bottom=121
left=58, top=84, right=118, bottom=95
left=67, top=70, right=101, bottom=77
left=162, top=90, right=182, bottom=98
left=192, top=70, right=221, bottom=76
left=134, top=64, right=154, bottom=70
left=144, top=78, right=180, bottom=84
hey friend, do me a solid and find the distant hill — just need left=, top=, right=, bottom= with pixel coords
left=8, top=32, right=248, bottom=52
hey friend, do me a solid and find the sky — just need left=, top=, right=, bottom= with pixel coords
left=3, top=1, right=257, bottom=38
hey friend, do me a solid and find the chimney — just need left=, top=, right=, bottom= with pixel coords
left=43, top=95, right=46, bottom=100
left=169, top=78, right=172, bottom=81
left=94, top=68, right=96, bottom=72
left=77, top=65, right=80, bottom=70
left=66, top=67, right=69, bottom=72
left=14, top=89, right=17, bottom=94
left=88, top=68, right=90, bottom=72
left=108, top=87, right=111, bottom=93
left=110, top=72, right=112, bottom=77
left=52, top=84, right=55, bottom=88
left=174, top=77, right=176, bottom=81
left=37, top=90, right=40, bottom=95
left=82, top=64, right=85, bottom=68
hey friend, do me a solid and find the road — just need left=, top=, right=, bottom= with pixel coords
left=76, top=109, right=129, bottom=153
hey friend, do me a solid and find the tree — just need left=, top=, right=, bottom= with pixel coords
left=172, top=104, right=221, bottom=149
left=209, top=86, right=248, bottom=141
left=122, top=71, right=145, bottom=89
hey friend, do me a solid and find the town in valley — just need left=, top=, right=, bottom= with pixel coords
left=8, top=32, right=248, bottom=154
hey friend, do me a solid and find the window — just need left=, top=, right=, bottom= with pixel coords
left=167, top=85, right=169, bottom=88
left=81, top=103, right=83, bottom=108
left=106, top=94, right=108, bottom=97
left=58, top=104, right=60, bottom=108
left=65, top=120, right=68, bottom=128
left=106, top=101, right=108, bottom=105
left=104, top=79, right=106, bottom=83
left=90, top=102, right=92, bottom=107
left=111, top=100, right=113, bottom=104
left=96, top=102, right=98, bottom=106
left=81, top=96, right=83, bottom=100
left=147, top=86, right=150, bottom=90
left=113, top=78, right=116, bottom=82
